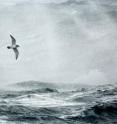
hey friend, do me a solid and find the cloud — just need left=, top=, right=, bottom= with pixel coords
left=75, top=69, right=108, bottom=85
left=0, top=0, right=117, bottom=85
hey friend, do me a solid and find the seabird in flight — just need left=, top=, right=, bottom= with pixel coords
left=7, top=35, right=20, bottom=60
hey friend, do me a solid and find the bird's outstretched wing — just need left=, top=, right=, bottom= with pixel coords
left=10, top=35, right=16, bottom=45
left=13, top=48, right=19, bottom=60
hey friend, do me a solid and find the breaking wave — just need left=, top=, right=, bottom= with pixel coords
left=0, top=81, right=116, bottom=124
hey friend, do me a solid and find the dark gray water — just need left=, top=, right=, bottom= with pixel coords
left=0, top=81, right=117, bottom=124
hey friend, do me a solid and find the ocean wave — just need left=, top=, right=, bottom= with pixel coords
left=0, top=82, right=116, bottom=123
left=71, top=83, right=117, bottom=102
left=0, top=87, right=58, bottom=99
left=66, top=83, right=117, bottom=124
left=0, top=104, right=68, bottom=123
left=67, top=100, right=117, bottom=124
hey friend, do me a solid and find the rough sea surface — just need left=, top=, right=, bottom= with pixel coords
left=0, top=81, right=117, bottom=124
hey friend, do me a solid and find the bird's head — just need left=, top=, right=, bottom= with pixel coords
left=16, top=45, right=20, bottom=48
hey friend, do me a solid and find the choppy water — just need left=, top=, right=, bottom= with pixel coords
left=0, top=81, right=117, bottom=124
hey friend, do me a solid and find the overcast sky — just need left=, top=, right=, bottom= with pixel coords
left=0, top=0, right=117, bottom=85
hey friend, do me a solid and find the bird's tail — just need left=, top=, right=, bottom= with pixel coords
left=7, top=46, right=12, bottom=49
